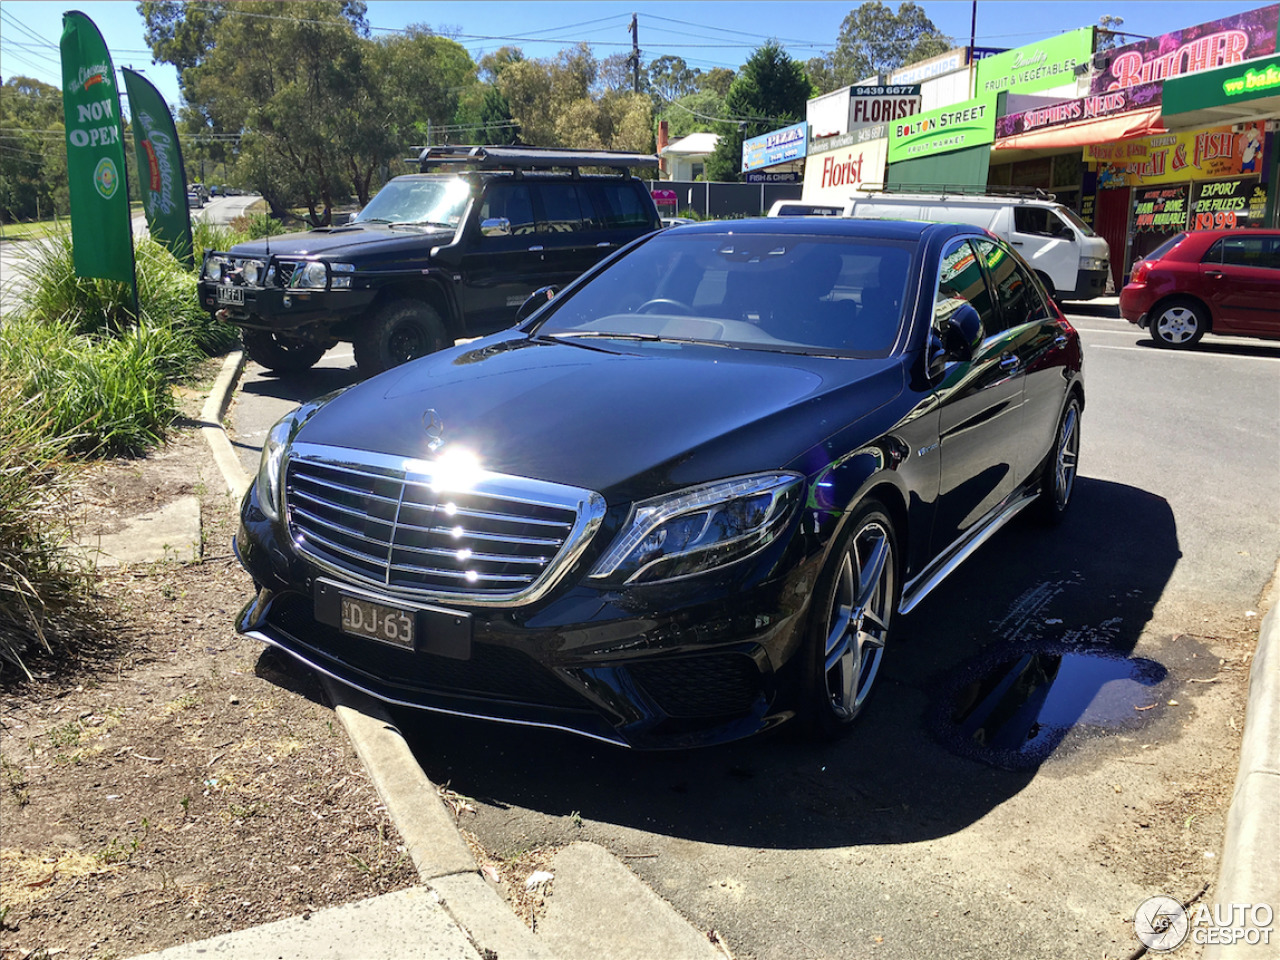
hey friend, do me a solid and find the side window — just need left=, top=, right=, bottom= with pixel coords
left=597, top=183, right=652, bottom=228
left=479, top=183, right=536, bottom=236
left=1218, top=236, right=1280, bottom=269
left=536, top=183, right=594, bottom=234
left=973, top=238, right=1051, bottom=330
left=1014, top=207, right=1050, bottom=235
left=935, top=239, right=997, bottom=338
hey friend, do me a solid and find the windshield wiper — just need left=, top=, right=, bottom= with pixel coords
left=389, top=220, right=456, bottom=229
left=354, top=217, right=390, bottom=224
left=545, top=331, right=737, bottom=348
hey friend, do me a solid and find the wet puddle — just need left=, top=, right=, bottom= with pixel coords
left=932, top=646, right=1168, bottom=770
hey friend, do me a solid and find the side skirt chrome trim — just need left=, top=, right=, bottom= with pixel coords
left=243, top=629, right=633, bottom=749
left=898, top=489, right=1039, bottom=616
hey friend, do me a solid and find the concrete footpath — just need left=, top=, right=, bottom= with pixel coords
left=133, top=346, right=1278, bottom=960
left=130, top=351, right=730, bottom=960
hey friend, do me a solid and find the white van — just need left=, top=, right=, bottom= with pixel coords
left=842, top=191, right=1111, bottom=301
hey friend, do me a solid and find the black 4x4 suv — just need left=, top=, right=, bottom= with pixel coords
left=197, top=146, right=662, bottom=377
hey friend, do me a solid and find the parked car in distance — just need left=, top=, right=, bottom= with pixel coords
left=233, top=217, right=1084, bottom=749
left=767, top=200, right=843, bottom=217
left=186, top=192, right=203, bottom=209
left=843, top=190, right=1110, bottom=302
left=662, top=215, right=696, bottom=228
left=1121, top=228, right=1280, bottom=348
left=197, top=146, right=662, bottom=378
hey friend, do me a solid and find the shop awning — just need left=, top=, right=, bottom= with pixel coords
left=993, top=107, right=1165, bottom=152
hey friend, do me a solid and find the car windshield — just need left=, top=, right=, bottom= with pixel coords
left=353, top=178, right=472, bottom=227
left=534, top=232, right=914, bottom=357
left=1057, top=206, right=1098, bottom=237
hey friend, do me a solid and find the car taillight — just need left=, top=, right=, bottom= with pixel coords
left=1132, top=260, right=1152, bottom=283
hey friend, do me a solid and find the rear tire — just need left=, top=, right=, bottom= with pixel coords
left=354, top=299, right=449, bottom=378
left=1149, top=297, right=1207, bottom=349
left=801, top=500, right=899, bottom=740
left=1033, top=396, right=1082, bottom=526
left=241, top=330, right=326, bottom=374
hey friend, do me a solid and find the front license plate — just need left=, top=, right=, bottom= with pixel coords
left=339, top=596, right=414, bottom=648
left=216, top=284, right=244, bottom=305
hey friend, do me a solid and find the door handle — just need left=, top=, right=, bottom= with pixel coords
left=999, top=355, right=1020, bottom=372
left=596, top=241, right=613, bottom=248
left=1204, top=269, right=1223, bottom=278
left=528, top=245, right=545, bottom=252
left=1054, top=334, right=1069, bottom=349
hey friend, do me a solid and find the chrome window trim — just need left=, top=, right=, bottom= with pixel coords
left=284, top=441, right=607, bottom=608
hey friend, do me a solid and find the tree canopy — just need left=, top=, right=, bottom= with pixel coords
left=705, top=43, right=812, bottom=183
left=809, top=1, right=952, bottom=94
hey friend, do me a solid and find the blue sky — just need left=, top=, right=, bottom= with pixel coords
left=1, top=0, right=1270, bottom=112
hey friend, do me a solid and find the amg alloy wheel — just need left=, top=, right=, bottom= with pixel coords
left=1035, top=396, right=1081, bottom=526
left=805, top=501, right=898, bottom=738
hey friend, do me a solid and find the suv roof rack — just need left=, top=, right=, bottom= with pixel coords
left=415, top=144, right=659, bottom=175
left=857, top=182, right=1058, bottom=202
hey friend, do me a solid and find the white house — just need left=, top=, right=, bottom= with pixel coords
left=659, top=132, right=720, bottom=181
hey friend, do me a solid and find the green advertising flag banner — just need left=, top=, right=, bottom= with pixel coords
left=60, top=10, right=134, bottom=284
left=123, top=68, right=193, bottom=266
left=887, top=97, right=997, bottom=164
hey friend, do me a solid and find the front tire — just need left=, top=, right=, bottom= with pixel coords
left=241, top=330, right=326, bottom=374
left=1150, top=298, right=1207, bottom=349
left=355, top=299, right=449, bottom=377
left=802, top=501, right=899, bottom=740
left=1034, top=396, right=1082, bottom=526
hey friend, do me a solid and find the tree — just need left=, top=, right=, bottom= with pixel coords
left=659, top=89, right=727, bottom=139
left=0, top=77, right=67, bottom=222
left=811, top=1, right=952, bottom=93
left=698, top=67, right=735, bottom=98
left=1095, top=15, right=1127, bottom=52
left=648, top=55, right=700, bottom=103
left=705, top=43, right=812, bottom=183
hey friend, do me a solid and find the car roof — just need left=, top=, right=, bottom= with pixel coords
left=663, top=217, right=968, bottom=242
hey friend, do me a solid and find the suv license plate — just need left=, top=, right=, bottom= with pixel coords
left=339, top=596, right=414, bottom=649
left=216, top=284, right=244, bottom=305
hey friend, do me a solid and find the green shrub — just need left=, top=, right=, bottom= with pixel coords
left=230, top=211, right=286, bottom=239
left=0, top=378, right=93, bottom=678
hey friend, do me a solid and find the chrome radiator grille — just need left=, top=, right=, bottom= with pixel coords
left=284, top=443, right=606, bottom=605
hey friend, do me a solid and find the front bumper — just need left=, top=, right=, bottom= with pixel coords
left=234, top=483, right=817, bottom=749
left=198, top=279, right=376, bottom=333
left=1064, top=267, right=1110, bottom=301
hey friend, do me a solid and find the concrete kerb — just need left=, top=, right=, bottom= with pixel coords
left=201, top=349, right=250, bottom=501
left=1204, top=559, right=1280, bottom=959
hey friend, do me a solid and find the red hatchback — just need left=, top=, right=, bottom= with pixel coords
left=1120, top=229, right=1280, bottom=348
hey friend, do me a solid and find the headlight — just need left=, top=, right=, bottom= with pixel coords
left=289, top=262, right=354, bottom=289
left=256, top=411, right=300, bottom=522
left=238, top=259, right=265, bottom=285
left=590, top=472, right=804, bottom=584
left=1079, top=256, right=1108, bottom=271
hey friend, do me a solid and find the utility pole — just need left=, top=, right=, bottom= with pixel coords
left=631, top=14, right=640, bottom=94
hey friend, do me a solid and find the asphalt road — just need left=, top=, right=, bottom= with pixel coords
left=225, top=308, right=1280, bottom=960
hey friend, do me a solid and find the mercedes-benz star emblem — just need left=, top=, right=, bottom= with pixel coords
left=423, top=409, right=445, bottom=451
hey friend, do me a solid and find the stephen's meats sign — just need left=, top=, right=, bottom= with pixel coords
left=996, top=83, right=1162, bottom=139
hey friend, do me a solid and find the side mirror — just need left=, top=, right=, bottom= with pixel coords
left=517, top=285, right=558, bottom=322
left=939, top=303, right=982, bottom=362
left=481, top=217, right=511, bottom=238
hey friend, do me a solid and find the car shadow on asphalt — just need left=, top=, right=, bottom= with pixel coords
left=238, top=365, right=362, bottom=402
left=1130, top=337, right=1280, bottom=360
left=385, top=476, right=1180, bottom=850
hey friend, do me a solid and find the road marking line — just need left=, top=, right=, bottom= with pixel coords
left=1090, top=344, right=1280, bottom=362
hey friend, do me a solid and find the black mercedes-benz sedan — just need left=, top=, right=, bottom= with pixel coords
left=233, top=218, right=1084, bottom=749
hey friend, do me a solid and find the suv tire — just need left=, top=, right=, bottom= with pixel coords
left=242, top=331, right=327, bottom=374
left=355, top=299, right=450, bottom=377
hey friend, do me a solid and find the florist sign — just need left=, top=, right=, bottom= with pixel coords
left=995, top=83, right=1162, bottom=139
left=1089, top=5, right=1279, bottom=94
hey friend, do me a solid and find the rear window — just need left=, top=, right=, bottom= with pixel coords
left=1146, top=233, right=1188, bottom=263
left=596, top=183, right=655, bottom=228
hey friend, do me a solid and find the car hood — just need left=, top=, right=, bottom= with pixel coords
left=294, top=333, right=904, bottom=502
left=228, top=223, right=455, bottom=260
